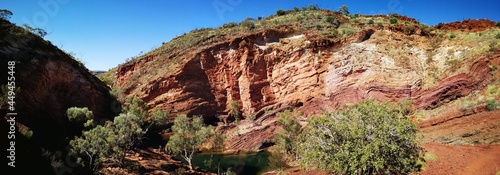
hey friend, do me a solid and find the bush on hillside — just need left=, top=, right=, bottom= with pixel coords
left=325, top=16, right=335, bottom=24
left=67, top=107, right=94, bottom=123
left=368, top=19, right=374, bottom=24
left=338, top=5, right=349, bottom=15
left=298, top=99, right=423, bottom=174
left=222, top=22, right=237, bottom=28
left=390, top=17, right=398, bottom=24
left=276, top=9, right=286, bottom=16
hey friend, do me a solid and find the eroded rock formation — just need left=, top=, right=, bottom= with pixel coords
left=115, top=23, right=499, bottom=151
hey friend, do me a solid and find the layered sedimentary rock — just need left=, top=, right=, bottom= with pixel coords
left=116, top=25, right=498, bottom=151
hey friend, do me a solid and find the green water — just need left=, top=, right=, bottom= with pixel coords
left=175, top=151, right=273, bottom=175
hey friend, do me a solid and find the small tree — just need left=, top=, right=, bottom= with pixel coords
left=112, top=113, right=145, bottom=162
left=390, top=17, right=398, bottom=24
left=485, top=99, right=498, bottom=111
left=276, top=9, right=285, bottom=16
left=449, top=33, right=456, bottom=39
left=338, top=5, right=349, bottom=15
left=70, top=113, right=147, bottom=172
left=306, top=3, right=319, bottom=10
left=67, top=107, right=94, bottom=123
left=247, top=113, right=256, bottom=122
left=70, top=121, right=116, bottom=172
left=22, top=24, right=47, bottom=38
left=325, top=16, right=335, bottom=24
left=166, top=115, right=214, bottom=170
left=368, top=19, right=374, bottom=24
left=212, top=132, right=225, bottom=152
left=151, top=107, right=169, bottom=127
left=274, top=109, right=302, bottom=162
left=0, top=9, right=13, bottom=20
left=227, top=101, right=241, bottom=122
left=239, top=19, right=255, bottom=30
left=298, top=99, right=423, bottom=174
left=222, top=22, right=237, bottom=28
left=123, top=97, right=149, bottom=119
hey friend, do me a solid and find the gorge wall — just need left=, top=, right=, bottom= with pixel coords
left=115, top=20, right=499, bottom=151
left=1, top=18, right=119, bottom=174
left=117, top=29, right=495, bottom=119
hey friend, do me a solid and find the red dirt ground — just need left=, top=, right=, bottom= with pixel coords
left=421, top=142, right=500, bottom=175
left=420, top=110, right=500, bottom=175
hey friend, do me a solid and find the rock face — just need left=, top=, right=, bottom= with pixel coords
left=115, top=21, right=498, bottom=151
left=435, top=19, right=496, bottom=32
left=0, top=19, right=118, bottom=174
left=117, top=31, right=495, bottom=117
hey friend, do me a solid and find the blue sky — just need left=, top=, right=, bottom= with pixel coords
left=3, top=0, right=499, bottom=71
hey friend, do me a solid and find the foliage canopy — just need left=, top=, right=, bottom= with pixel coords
left=298, top=99, right=423, bottom=174
left=166, top=115, right=213, bottom=170
left=0, top=9, right=13, bottom=20
left=67, top=107, right=94, bottom=123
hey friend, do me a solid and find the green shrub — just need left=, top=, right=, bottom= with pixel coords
left=306, top=3, right=319, bottom=10
left=70, top=113, right=146, bottom=172
left=151, top=108, right=169, bottom=126
left=377, top=22, right=383, bottom=27
left=338, top=5, right=349, bottom=15
left=449, top=33, right=456, bottom=39
left=166, top=115, right=214, bottom=170
left=123, top=97, right=148, bottom=119
left=247, top=114, right=256, bottom=121
left=276, top=9, right=286, bottom=16
left=97, top=74, right=113, bottom=86
left=228, top=101, right=241, bottom=122
left=495, top=33, right=500, bottom=39
left=437, top=22, right=444, bottom=28
left=19, top=127, right=33, bottom=139
left=496, top=22, right=500, bottom=27
left=239, top=19, right=255, bottom=30
left=298, top=99, right=423, bottom=174
left=352, top=18, right=359, bottom=23
left=343, top=29, right=354, bottom=36
left=275, top=109, right=302, bottom=162
left=222, top=22, right=237, bottom=28
left=325, top=16, right=335, bottom=24
left=390, top=17, right=398, bottom=24
left=368, top=19, right=374, bottom=24
left=486, top=99, right=498, bottom=111
left=67, top=107, right=94, bottom=123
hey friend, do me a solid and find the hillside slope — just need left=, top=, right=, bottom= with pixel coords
left=110, top=10, right=498, bottom=121
left=0, top=18, right=119, bottom=174
left=105, top=9, right=499, bottom=174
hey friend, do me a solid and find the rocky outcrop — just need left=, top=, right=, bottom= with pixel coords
left=435, top=19, right=497, bottom=32
left=1, top=19, right=119, bottom=174
left=115, top=21, right=499, bottom=151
